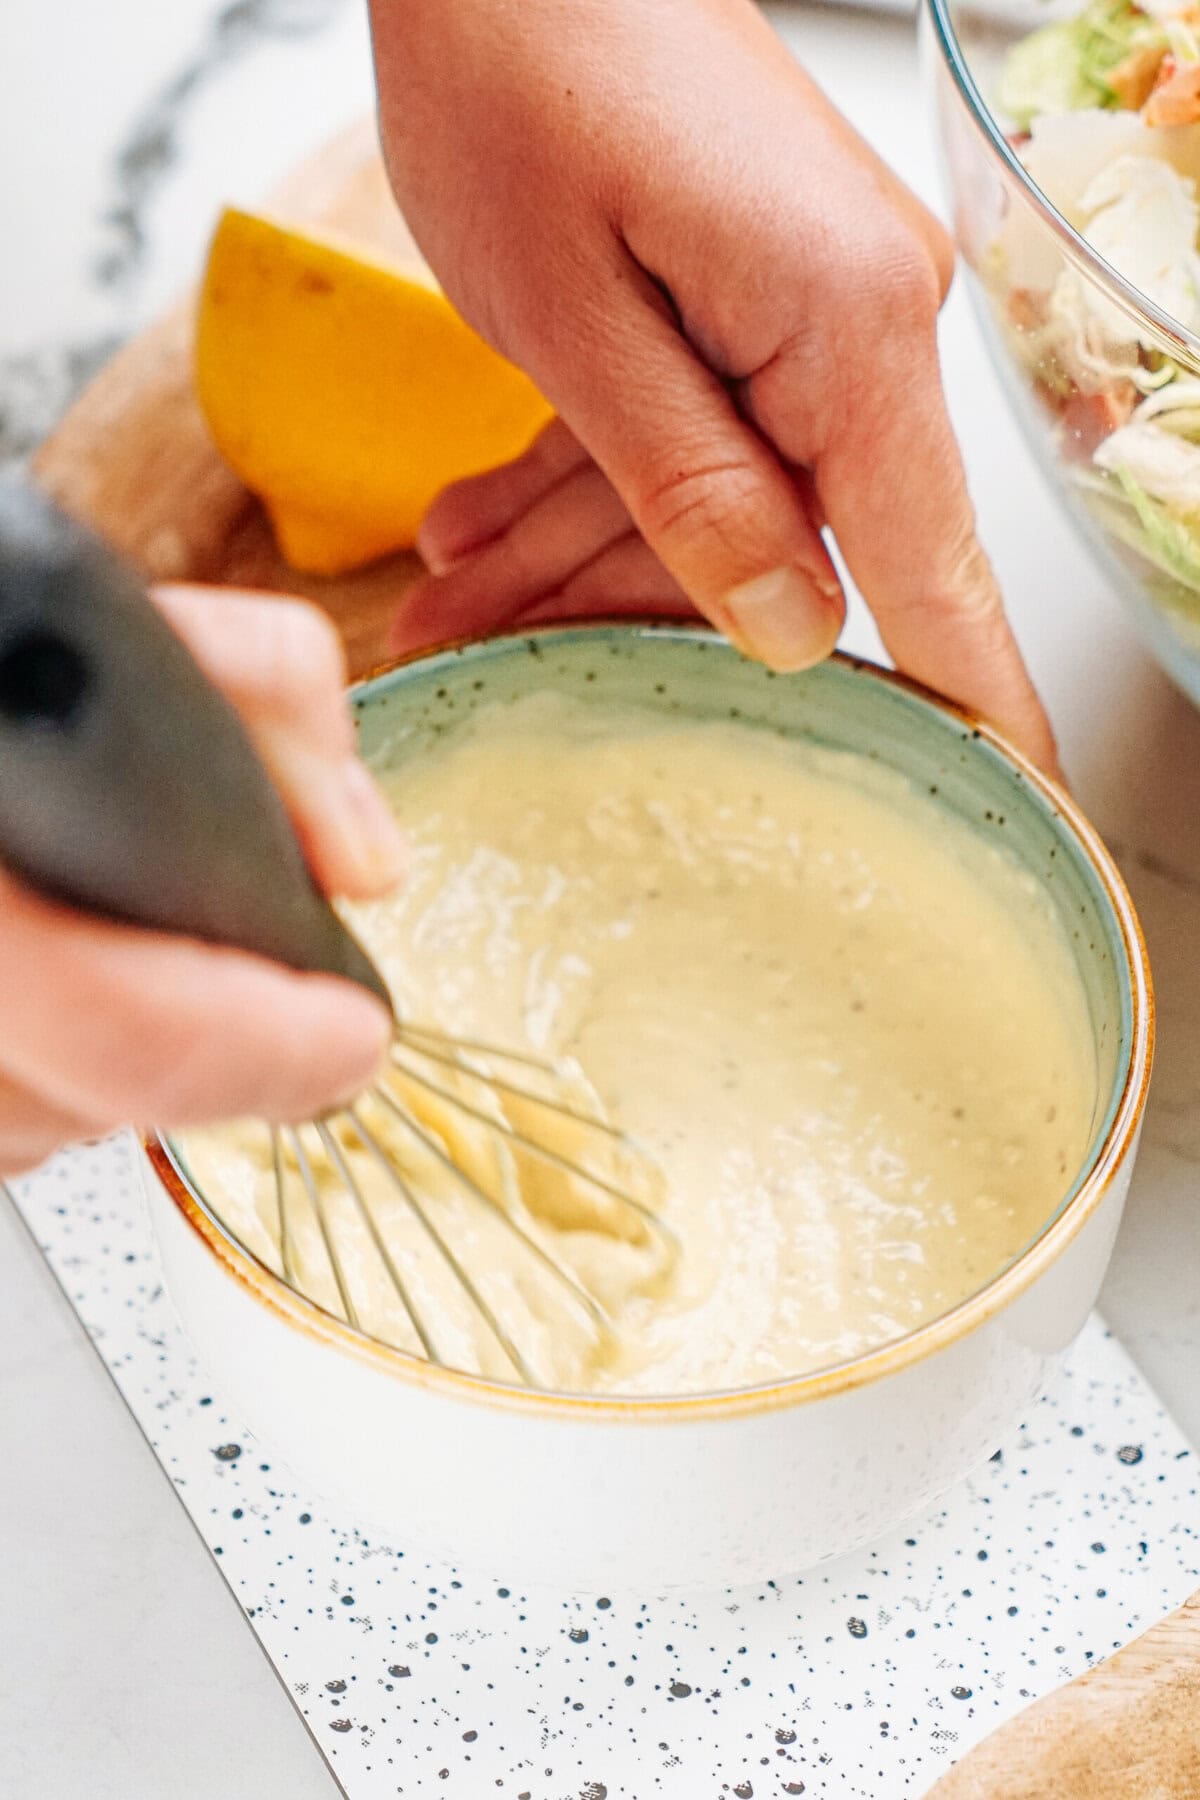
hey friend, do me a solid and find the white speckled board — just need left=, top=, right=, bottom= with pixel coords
left=10, top=1135, right=1200, bottom=1799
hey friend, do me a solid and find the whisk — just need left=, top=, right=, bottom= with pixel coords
left=0, top=485, right=675, bottom=1385
left=264, top=1021, right=676, bottom=1383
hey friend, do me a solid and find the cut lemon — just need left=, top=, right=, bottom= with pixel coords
left=195, top=207, right=553, bottom=575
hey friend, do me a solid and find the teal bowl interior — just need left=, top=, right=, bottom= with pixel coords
left=351, top=624, right=1145, bottom=1279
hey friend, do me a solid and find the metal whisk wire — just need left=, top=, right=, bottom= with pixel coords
left=268, top=1023, right=678, bottom=1385
left=387, top=1048, right=672, bottom=1235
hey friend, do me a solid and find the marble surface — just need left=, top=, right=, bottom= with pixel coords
left=3, top=0, right=1200, bottom=1794
left=0, top=1184, right=338, bottom=1800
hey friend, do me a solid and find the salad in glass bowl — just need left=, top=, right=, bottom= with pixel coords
left=926, top=0, right=1200, bottom=700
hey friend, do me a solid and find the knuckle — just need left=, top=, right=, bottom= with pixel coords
left=494, top=521, right=545, bottom=595
left=925, top=214, right=957, bottom=301
left=928, top=528, right=1005, bottom=630
left=853, top=231, right=942, bottom=342
left=635, top=456, right=764, bottom=557
left=745, top=326, right=822, bottom=438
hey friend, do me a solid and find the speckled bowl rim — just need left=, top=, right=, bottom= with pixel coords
left=146, top=623, right=1154, bottom=1423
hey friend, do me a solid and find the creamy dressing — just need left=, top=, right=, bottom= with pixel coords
left=180, top=691, right=1096, bottom=1396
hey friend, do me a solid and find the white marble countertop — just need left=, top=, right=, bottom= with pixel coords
left=3, top=1, right=1200, bottom=1794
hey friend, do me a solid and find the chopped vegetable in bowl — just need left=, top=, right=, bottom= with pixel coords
left=927, top=0, right=1200, bottom=692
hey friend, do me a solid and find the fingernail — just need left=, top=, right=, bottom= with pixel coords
left=417, top=517, right=477, bottom=576
left=338, top=758, right=407, bottom=890
left=721, top=566, right=842, bottom=672
left=417, top=533, right=458, bottom=577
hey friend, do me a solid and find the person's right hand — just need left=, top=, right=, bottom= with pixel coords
left=0, top=586, right=403, bottom=1178
left=372, top=0, right=1056, bottom=774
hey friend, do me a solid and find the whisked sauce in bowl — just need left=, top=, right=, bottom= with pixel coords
left=180, top=689, right=1096, bottom=1395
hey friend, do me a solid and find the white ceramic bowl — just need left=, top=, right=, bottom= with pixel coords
left=142, top=626, right=1152, bottom=1592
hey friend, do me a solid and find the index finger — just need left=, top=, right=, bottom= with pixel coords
left=152, top=585, right=406, bottom=901
left=0, top=867, right=390, bottom=1129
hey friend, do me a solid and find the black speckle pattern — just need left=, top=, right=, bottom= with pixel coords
left=9, top=1139, right=1200, bottom=1798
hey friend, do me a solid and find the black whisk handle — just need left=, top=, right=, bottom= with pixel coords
left=0, top=481, right=391, bottom=1012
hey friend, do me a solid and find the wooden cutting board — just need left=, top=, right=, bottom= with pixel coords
left=27, top=114, right=1200, bottom=1800
left=32, top=117, right=425, bottom=681
left=928, top=1590, right=1200, bottom=1798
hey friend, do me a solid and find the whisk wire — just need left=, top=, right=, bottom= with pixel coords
left=370, top=1082, right=613, bottom=1341
left=389, top=1050, right=677, bottom=1254
left=342, top=1100, right=535, bottom=1382
left=286, top=1126, right=360, bottom=1331
left=394, top=1034, right=629, bottom=1142
left=317, top=1115, right=438, bottom=1365
left=270, top=1127, right=296, bottom=1290
left=252, top=1025, right=676, bottom=1387
left=396, top=1022, right=564, bottom=1076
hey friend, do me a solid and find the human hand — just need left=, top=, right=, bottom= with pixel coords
left=0, top=586, right=403, bottom=1176
left=371, top=0, right=1056, bottom=772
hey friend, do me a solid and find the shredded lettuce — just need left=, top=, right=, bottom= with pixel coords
left=1000, top=22, right=1111, bottom=126
left=993, top=0, right=1200, bottom=624
left=1110, top=463, right=1200, bottom=589
left=999, top=0, right=1168, bottom=129
left=1096, top=410, right=1200, bottom=496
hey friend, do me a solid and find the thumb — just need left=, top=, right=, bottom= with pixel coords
left=534, top=288, right=844, bottom=670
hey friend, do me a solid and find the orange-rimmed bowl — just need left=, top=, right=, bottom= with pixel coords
left=142, top=625, right=1152, bottom=1591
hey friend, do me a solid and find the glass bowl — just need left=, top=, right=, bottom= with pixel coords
left=924, top=0, right=1200, bottom=702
